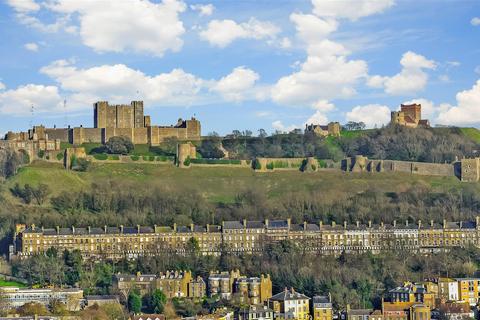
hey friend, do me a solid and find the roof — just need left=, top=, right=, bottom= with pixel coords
left=131, top=315, right=165, bottom=320
left=86, top=295, right=119, bottom=301
left=223, top=221, right=244, bottom=229
left=348, top=309, right=373, bottom=316
left=267, top=220, right=289, bottom=229
left=270, top=289, right=310, bottom=301
left=312, top=295, right=331, bottom=305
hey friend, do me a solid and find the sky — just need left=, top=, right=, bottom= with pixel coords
left=0, top=0, right=479, bottom=136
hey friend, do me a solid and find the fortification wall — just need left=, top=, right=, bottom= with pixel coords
left=255, top=157, right=305, bottom=171
left=45, top=128, right=69, bottom=141
left=344, top=156, right=457, bottom=179
left=133, top=128, right=148, bottom=144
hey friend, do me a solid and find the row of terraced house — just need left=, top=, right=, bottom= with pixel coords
left=12, top=218, right=480, bottom=260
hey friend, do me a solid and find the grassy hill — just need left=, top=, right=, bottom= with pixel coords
left=5, top=160, right=468, bottom=205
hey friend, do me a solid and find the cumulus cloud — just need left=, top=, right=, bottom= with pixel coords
left=0, top=60, right=265, bottom=115
left=199, top=18, right=280, bottom=48
left=24, top=42, right=39, bottom=52
left=0, top=84, right=63, bottom=115
left=436, top=80, right=480, bottom=125
left=368, top=51, right=436, bottom=95
left=269, top=0, right=393, bottom=107
left=305, top=110, right=329, bottom=125
left=471, top=17, right=480, bottom=26
left=210, top=67, right=259, bottom=102
left=346, top=104, right=391, bottom=128
left=190, top=4, right=214, bottom=16
left=7, top=0, right=40, bottom=12
left=312, top=0, right=395, bottom=21
left=0, top=82, right=5, bottom=91
left=272, top=120, right=299, bottom=133
left=7, top=0, right=187, bottom=56
left=311, top=100, right=335, bottom=112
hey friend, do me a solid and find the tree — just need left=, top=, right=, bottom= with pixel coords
left=343, top=121, right=366, bottom=131
left=17, top=302, right=49, bottom=316
left=105, top=136, right=134, bottom=155
left=258, top=129, right=268, bottom=138
left=128, top=291, right=142, bottom=314
left=147, top=289, right=167, bottom=314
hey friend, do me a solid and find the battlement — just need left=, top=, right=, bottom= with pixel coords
left=391, top=103, right=430, bottom=128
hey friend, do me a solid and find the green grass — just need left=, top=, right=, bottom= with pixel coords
left=460, top=128, right=480, bottom=144
left=81, top=143, right=104, bottom=154
left=0, top=279, right=27, bottom=287
left=5, top=161, right=469, bottom=204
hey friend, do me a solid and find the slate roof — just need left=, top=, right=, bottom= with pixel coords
left=267, top=220, right=289, bottom=229
left=223, top=221, right=244, bottom=229
left=270, top=289, right=310, bottom=301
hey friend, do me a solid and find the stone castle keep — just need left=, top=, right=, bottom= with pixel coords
left=4, top=101, right=201, bottom=145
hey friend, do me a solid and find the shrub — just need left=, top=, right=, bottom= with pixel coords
left=108, top=155, right=120, bottom=160
left=105, top=136, right=134, bottom=155
left=266, top=162, right=274, bottom=170
left=311, top=164, right=317, bottom=171
left=143, top=156, right=149, bottom=161
left=131, top=155, right=140, bottom=161
left=149, top=156, right=155, bottom=161
left=93, top=153, right=108, bottom=160
left=56, top=152, right=64, bottom=161
left=254, top=159, right=262, bottom=170
left=317, top=159, right=327, bottom=168
left=183, top=156, right=191, bottom=166
left=37, top=150, right=45, bottom=158
left=70, top=155, right=78, bottom=168
left=74, top=158, right=91, bottom=172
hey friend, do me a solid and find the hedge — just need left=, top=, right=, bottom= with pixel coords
left=93, top=153, right=108, bottom=160
left=108, top=155, right=120, bottom=160
left=131, top=155, right=140, bottom=161
left=190, top=159, right=241, bottom=165
left=56, top=152, right=64, bottom=161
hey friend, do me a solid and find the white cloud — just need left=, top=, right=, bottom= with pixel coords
left=210, top=67, right=260, bottom=102
left=279, top=37, right=292, bottom=49
left=438, top=75, right=450, bottom=83
left=471, top=17, right=480, bottom=26
left=190, top=4, right=214, bottom=16
left=312, top=0, right=395, bottom=21
left=7, top=0, right=40, bottom=12
left=346, top=104, right=391, bottom=128
left=368, top=51, right=436, bottom=95
left=0, top=82, right=5, bottom=90
left=199, top=18, right=280, bottom=48
left=272, top=120, right=298, bottom=132
left=436, top=80, right=480, bottom=125
left=254, top=111, right=272, bottom=118
left=24, top=42, right=39, bottom=52
left=305, top=110, right=328, bottom=125
left=0, top=84, right=63, bottom=115
left=311, top=100, right=335, bottom=112
left=9, top=0, right=187, bottom=56
left=289, top=13, right=338, bottom=43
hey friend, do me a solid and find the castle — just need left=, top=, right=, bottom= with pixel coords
left=4, top=101, right=201, bottom=146
left=391, top=103, right=430, bottom=128
left=305, top=122, right=341, bottom=137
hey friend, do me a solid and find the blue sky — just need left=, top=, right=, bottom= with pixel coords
left=0, top=0, right=479, bottom=136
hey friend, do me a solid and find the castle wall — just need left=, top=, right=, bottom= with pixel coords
left=133, top=128, right=148, bottom=144
left=186, top=119, right=201, bottom=139
left=461, top=158, right=480, bottom=182
left=132, top=101, right=144, bottom=128
left=45, top=128, right=69, bottom=142
left=116, top=105, right=134, bottom=128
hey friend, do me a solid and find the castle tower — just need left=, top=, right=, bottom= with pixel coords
left=132, top=101, right=144, bottom=128
left=400, top=103, right=421, bottom=124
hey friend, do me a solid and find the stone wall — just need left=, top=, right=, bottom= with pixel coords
left=64, top=147, right=87, bottom=169
left=343, top=155, right=458, bottom=179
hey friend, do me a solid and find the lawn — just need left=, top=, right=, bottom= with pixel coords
left=0, top=279, right=27, bottom=287
left=6, top=161, right=467, bottom=204
left=460, top=127, right=480, bottom=144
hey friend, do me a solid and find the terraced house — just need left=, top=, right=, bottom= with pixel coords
left=12, top=217, right=480, bottom=260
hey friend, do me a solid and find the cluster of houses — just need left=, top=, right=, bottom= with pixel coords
left=1, top=273, right=480, bottom=320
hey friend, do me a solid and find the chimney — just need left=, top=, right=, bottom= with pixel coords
left=418, top=220, right=421, bottom=229
left=265, top=219, right=269, bottom=228
left=460, top=221, right=463, bottom=228
left=206, top=224, right=210, bottom=232
left=287, top=218, right=291, bottom=229
left=405, top=219, right=408, bottom=227
left=173, top=223, right=177, bottom=232
left=190, top=223, right=194, bottom=232
left=72, top=226, right=75, bottom=234
left=56, top=226, right=59, bottom=234
left=153, top=225, right=156, bottom=233
left=393, top=220, right=397, bottom=227
left=137, top=225, right=141, bottom=233
left=304, top=221, right=308, bottom=230
left=356, top=221, right=360, bottom=228
left=104, top=225, right=107, bottom=233
left=31, top=224, right=36, bottom=231
left=319, top=221, right=323, bottom=230
left=88, top=226, right=91, bottom=234
left=332, top=221, right=336, bottom=227
left=120, top=225, right=124, bottom=233
left=368, top=220, right=372, bottom=228
left=430, top=220, right=434, bottom=227
left=243, top=219, right=247, bottom=228
left=476, top=216, right=480, bottom=229
left=343, top=221, right=347, bottom=229
left=443, top=219, right=447, bottom=229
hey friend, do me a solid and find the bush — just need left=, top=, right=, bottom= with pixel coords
left=74, top=158, right=90, bottom=172
left=105, top=136, right=134, bottom=155
left=131, top=155, right=140, bottom=161
left=93, top=153, right=108, bottom=160
left=254, top=159, right=262, bottom=170
left=56, top=153, right=64, bottom=161
left=183, top=156, right=191, bottom=167
left=37, top=150, right=45, bottom=158
left=108, top=155, right=120, bottom=160
left=148, top=156, right=155, bottom=161
left=266, top=162, right=274, bottom=170
left=317, top=159, right=327, bottom=168
left=70, top=155, right=78, bottom=168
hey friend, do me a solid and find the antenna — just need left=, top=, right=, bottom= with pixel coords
left=29, top=104, right=34, bottom=128
left=63, top=98, right=68, bottom=128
